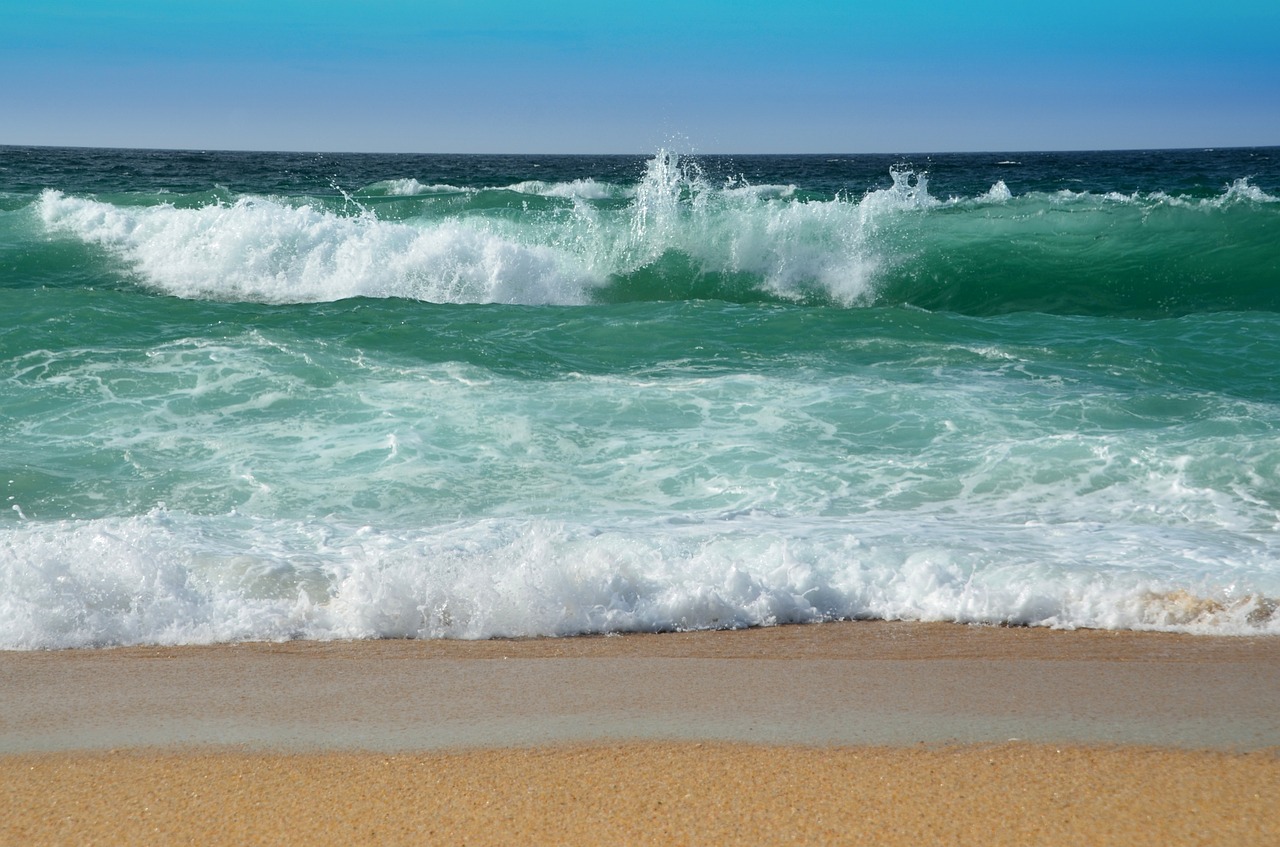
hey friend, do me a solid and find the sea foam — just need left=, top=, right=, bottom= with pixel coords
left=4, top=347, right=1279, bottom=648
left=37, top=190, right=596, bottom=304
left=34, top=153, right=931, bottom=307
left=8, top=149, right=1280, bottom=648
left=2, top=508, right=1277, bottom=649
left=36, top=153, right=1278, bottom=312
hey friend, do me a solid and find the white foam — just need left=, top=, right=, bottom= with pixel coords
left=374, top=179, right=473, bottom=196
left=1028, top=179, right=1277, bottom=211
left=4, top=353, right=1280, bottom=648
left=34, top=153, right=1271, bottom=309
left=977, top=180, right=1013, bottom=203
left=610, top=151, right=895, bottom=304
left=1213, top=177, right=1278, bottom=206
left=2, top=508, right=1276, bottom=649
left=721, top=179, right=798, bottom=200
left=29, top=153, right=965, bottom=307
left=38, top=190, right=596, bottom=305
left=861, top=169, right=942, bottom=213
left=502, top=179, right=628, bottom=200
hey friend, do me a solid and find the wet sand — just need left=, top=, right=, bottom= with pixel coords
left=2, top=622, right=1278, bottom=845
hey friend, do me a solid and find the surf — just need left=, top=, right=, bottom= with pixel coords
left=4, top=146, right=1280, bottom=647
left=26, top=151, right=1279, bottom=316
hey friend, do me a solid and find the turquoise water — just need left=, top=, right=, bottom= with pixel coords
left=2, top=146, right=1279, bottom=647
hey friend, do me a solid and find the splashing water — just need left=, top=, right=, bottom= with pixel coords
left=4, top=145, right=1280, bottom=647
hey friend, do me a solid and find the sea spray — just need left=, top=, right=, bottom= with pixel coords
left=3, top=145, right=1279, bottom=647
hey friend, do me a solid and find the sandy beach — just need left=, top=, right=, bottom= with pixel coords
left=2, top=622, right=1278, bottom=844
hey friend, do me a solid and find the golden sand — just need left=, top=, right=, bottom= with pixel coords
left=2, top=622, right=1277, bottom=846
left=3, top=742, right=1277, bottom=846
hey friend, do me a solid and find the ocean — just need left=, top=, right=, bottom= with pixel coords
left=1, top=145, right=1278, bottom=649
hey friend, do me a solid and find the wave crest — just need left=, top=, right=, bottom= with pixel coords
left=38, top=189, right=596, bottom=305
left=32, top=152, right=1280, bottom=314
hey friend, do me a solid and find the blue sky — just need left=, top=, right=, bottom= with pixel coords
left=4, top=1, right=1278, bottom=153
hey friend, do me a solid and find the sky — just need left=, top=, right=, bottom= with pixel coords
left=4, top=1, right=1278, bottom=154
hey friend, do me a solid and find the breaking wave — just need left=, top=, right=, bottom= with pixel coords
left=32, top=151, right=1280, bottom=315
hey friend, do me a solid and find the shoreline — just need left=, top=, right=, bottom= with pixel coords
left=3, top=622, right=1278, bottom=845
left=3, top=620, right=1278, bottom=753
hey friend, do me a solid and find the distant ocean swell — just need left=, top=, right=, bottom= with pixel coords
left=3, top=147, right=1279, bottom=648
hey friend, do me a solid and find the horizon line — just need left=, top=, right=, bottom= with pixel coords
left=4, top=142, right=1278, bottom=158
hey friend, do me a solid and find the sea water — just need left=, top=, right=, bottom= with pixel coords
left=2, top=146, right=1278, bottom=648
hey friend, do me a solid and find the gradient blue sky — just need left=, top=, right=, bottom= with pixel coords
left=4, top=1, right=1278, bottom=153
